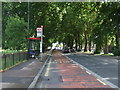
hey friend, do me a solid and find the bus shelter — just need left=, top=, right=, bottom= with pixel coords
left=28, top=38, right=41, bottom=58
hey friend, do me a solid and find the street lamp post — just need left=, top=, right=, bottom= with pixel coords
left=28, top=0, right=30, bottom=30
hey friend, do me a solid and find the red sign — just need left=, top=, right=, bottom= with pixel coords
left=37, top=28, right=42, bottom=32
left=41, top=25, right=43, bottom=28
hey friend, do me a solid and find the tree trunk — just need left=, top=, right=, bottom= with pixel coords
left=89, top=38, right=91, bottom=52
left=78, top=43, right=82, bottom=51
left=70, top=40, right=73, bottom=49
left=94, top=43, right=101, bottom=54
left=78, top=33, right=81, bottom=51
left=63, top=42, right=65, bottom=49
left=104, top=35, right=108, bottom=54
left=81, top=44, right=82, bottom=51
left=115, top=33, right=120, bottom=49
left=75, top=38, right=78, bottom=50
left=84, top=31, right=88, bottom=52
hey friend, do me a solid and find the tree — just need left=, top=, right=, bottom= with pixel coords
left=5, top=16, right=27, bottom=50
left=2, top=2, right=119, bottom=55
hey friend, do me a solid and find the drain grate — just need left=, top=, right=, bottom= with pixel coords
left=59, top=76, right=63, bottom=82
left=41, top=76, right=63, bottom=82
left=42, top=76, right=50, bottom=81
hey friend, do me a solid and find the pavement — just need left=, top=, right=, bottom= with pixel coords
left=35, top=50, right=117, bottom=89
left=1, top=53, right=49, bottom=89
left=66, top=52, right=118, bottom=87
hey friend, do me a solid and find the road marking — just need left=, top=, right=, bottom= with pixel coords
left=45, top=59, right=51, bottom=76
left=86, top=71, right=91, bottom=75
left=97, top=79, right=106, bottom=85
left=29, top=62, right=35, bottom=65
left=21, top=67, right=30, bottom=70
left=21, top=62, right=35, bottom=70
left=81, top=67, right=84, bottom=69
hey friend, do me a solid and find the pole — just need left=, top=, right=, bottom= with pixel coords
left=28, top=0, right=30, bottom=30
left=40, top=26, right=43, bottom=61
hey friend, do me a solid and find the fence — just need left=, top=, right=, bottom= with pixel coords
left=0, top=52, right=28, bottom=70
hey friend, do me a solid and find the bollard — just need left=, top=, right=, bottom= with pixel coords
left=12, top=54, right=14, bottom=65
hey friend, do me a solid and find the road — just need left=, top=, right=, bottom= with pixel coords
left=29, top=51, right=117, bottom=89
left=66, top=52, right=118, bottom=87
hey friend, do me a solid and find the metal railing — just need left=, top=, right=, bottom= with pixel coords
left=0, top=52, right=28, bottom=70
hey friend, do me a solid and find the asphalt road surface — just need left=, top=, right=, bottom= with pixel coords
left=66, top=52, right=118, bottom=87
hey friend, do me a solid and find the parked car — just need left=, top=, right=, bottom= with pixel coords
left=70, top=48, right=76, bottom=53
left=62, top=48, right=70, bottom=53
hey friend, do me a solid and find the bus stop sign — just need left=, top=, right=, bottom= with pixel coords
left=37, top=28, right=42, bottom=37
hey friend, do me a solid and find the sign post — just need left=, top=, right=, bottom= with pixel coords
left=36, top=25, right=43, bottom=61
left=40, top=25, right=43, bottom=53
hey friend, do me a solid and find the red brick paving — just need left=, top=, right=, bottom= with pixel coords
left=53, top=50, right=112, bottom=88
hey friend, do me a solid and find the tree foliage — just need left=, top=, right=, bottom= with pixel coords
left=2, top=2, right=120, bottom=55
left=5, top=16, right=27, bottom=50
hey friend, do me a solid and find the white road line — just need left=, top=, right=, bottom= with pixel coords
left=21, top=67, right=30, bottom=70
left=97, top=79, right=106, bottom=85
left=86, top=71, right=91, bottom=75
left=29, top=62, right=34, bottom=66
left=81, top=67, right=84, bottom=69
left=21, top=62, right=35, bottom=70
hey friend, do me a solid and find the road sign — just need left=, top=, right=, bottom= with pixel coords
left=41, top=25, right=44, bottom=28
left=37, top=28, right=42, bottom=37
left=37, top=27, right=43, bottom=53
